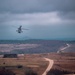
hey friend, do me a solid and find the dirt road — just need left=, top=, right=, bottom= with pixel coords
left=57, top=43, right=71, bottom=53
left=42, top=58, right=54, bottom=75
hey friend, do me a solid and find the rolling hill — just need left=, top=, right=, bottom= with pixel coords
left=0, top=40, right=75, bottom=54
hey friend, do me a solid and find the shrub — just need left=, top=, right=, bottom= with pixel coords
left=47, top=69, right=73, bottom=75
left=25, top=68, right=37, bottom=75
left=0, top=69, right=15, bottom=75
left=17, top=65, right=23, bottom=68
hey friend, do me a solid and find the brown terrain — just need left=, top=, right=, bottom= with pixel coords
left=0, top=54, right=48, bottom=75
left=0, top=40, right=75, bottom=75
left=0, top=53, right=75, bottom=75
left=43, top=53, right=75, bottom=75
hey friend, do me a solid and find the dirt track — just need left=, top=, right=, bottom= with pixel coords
left=42, top=58, right=54, bottom=75
left=57, top=43, right=71, bottom=53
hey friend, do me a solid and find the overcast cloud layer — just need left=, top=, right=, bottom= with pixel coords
left=0, top=0, right=75, bottom=13
left=0, top=0, right=75, bottom=24
left=0, top=0, right=75, bottom=40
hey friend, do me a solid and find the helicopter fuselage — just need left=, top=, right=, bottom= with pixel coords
left=17, top=26, right=23, bottom=33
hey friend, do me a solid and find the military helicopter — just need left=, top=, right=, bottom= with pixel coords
left=16, top=25, right=28, bottom=33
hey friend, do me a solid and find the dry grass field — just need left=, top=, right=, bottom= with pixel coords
left=42, top=53, right=75, bottom=75
left=0, top=54, right=48, bottom=75
left=0, top=53, right=75, bottom=75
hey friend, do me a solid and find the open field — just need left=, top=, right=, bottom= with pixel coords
left=42, top=53, right=75, bottom=75
left=0, top=40, right=68, bottom=54
left=0, top=53, right=75, bottom=75
left=0, top=54, right=48, bottom=75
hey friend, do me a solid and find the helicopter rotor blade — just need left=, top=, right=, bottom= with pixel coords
left=12, top=26, right=18, bottom=28
left=22, top=28, right=29, bottom=30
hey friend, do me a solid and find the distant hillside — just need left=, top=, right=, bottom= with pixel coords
left=0, top=40, right=75, bottom=54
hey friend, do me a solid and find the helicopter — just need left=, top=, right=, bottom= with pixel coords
left=16, top=25, right=28, bottom=33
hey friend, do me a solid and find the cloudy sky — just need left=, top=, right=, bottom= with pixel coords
left=0, top=0, right=75, bottom=40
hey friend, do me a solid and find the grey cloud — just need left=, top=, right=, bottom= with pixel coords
left=0, top=0, right=75, bottom=21
left=0, top=0, right=75, bottom=13
left=58, top=12, right=75, bottom=20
